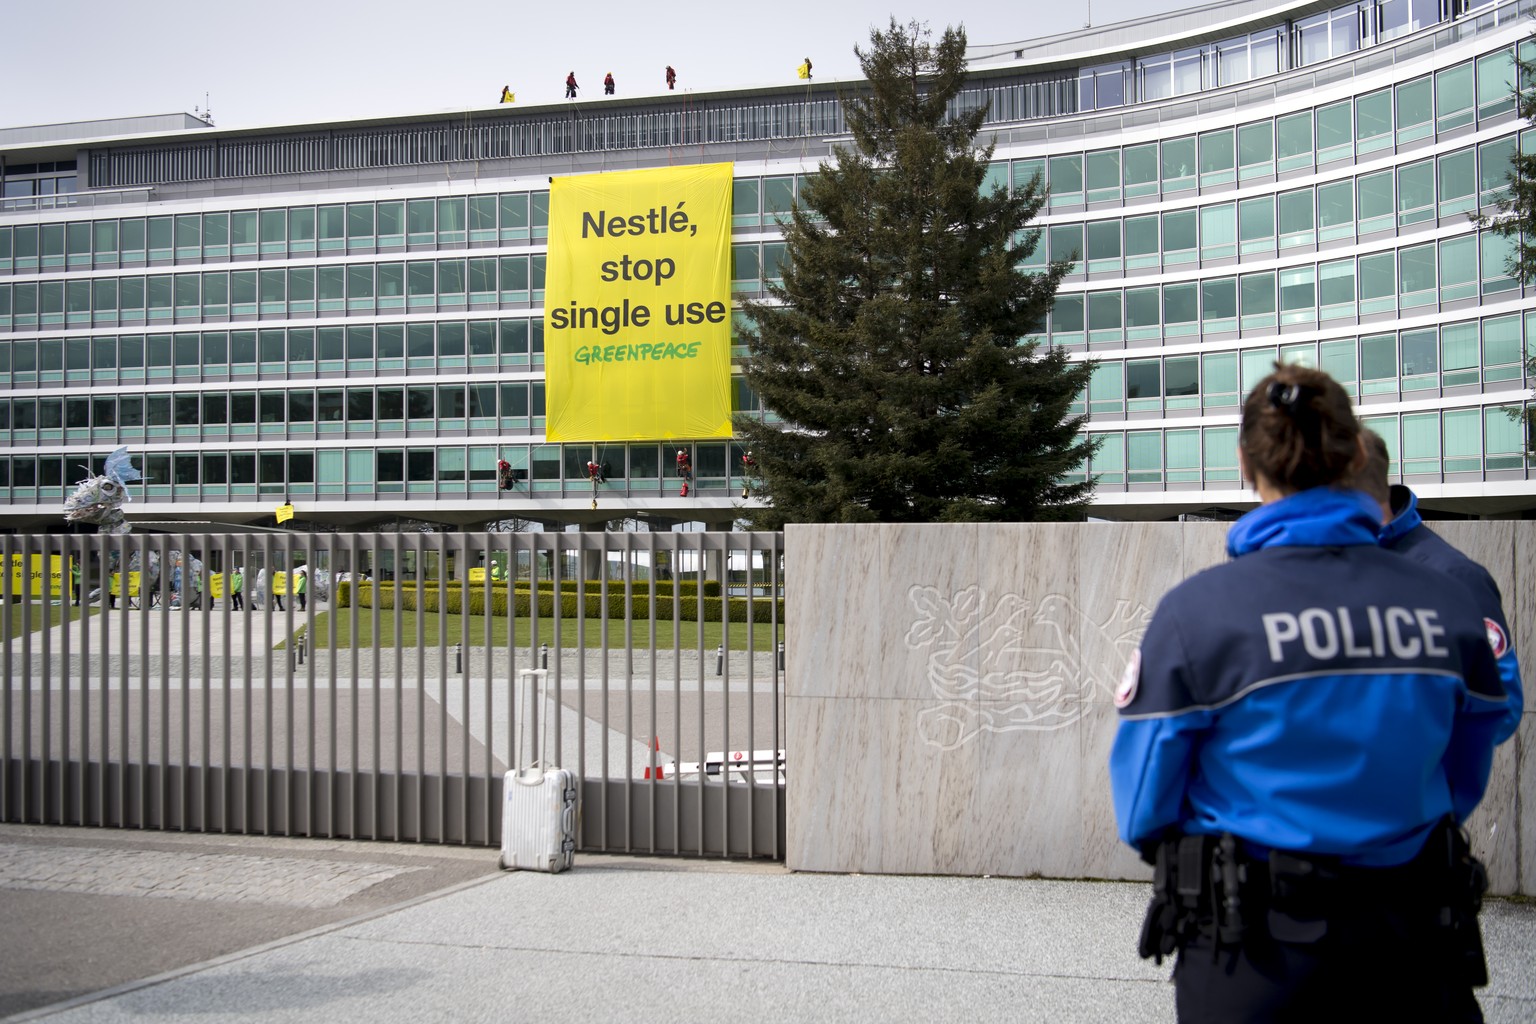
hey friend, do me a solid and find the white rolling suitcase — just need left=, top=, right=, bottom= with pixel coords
left=499, top=668, right=577, bottom=872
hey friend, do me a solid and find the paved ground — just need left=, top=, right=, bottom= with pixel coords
left=2, top=822, right=1534, bottom=1024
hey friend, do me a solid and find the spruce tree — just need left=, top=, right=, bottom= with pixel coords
left=735, top=19, right=1096, bottom=527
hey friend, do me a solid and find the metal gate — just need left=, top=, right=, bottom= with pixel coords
left=0, top=530, right=786, bottom=859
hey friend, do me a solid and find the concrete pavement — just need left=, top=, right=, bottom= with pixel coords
left=2, top=823, right=1535, bottom=1023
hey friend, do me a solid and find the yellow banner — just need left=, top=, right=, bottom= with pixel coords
left=545, top=163, right=734, bottom=441
left=109, top=572, right=141, bottom=598
left=275, top=504, right=294, bottom=524
left=7, top=554, right=64, bottom=598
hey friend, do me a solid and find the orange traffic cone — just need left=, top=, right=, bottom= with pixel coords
left=643, top=736, right=665, bottom=779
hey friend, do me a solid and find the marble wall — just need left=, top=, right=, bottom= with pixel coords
left=785, top=521, right=1535, bottom=896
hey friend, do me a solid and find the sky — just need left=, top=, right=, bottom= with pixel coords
left=0, top=0, right=1196, bottom=132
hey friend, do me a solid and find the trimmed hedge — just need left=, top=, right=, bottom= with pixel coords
left=381, top=578, right=722, bottom=597
left=335, top=581, right=782, bottom=624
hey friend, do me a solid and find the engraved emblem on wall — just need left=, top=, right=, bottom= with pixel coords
left=905, top=585, right=1151, bottom=749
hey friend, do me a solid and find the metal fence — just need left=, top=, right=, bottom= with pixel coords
left=0, top=530, right=786, bottom=860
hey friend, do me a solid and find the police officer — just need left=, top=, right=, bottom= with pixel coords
left=1352, top=428, right=1523, bottom=744
left=1110, top=364, right=1508, bottom=1022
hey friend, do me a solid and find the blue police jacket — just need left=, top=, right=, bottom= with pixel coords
left=1110, top=487, right=1508, bottom=867
left=1383, top=485, right=1523, bottom=744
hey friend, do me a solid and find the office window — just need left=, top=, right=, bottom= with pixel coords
left=377, top=201, right=404, bottom=246
left=1125, top=286, right=1160, bottom=340
left=1319, top=258, right=1356, bottom=320
left=1484, top=314, right=1522, bottom=381
left=1400, top=328, right=1439, bottom=391
left=1485, top=406, right=1526, bottom=469
left=499, top=193, right=529, bottom=241
left=1477, top=48, right=1516, bottom=119
left=1238, top=196, right=1275, bottom=255
left=1162, top=210, right=1196, bottom=265
left=1085, top=150, right=1120, bottom=202
left=1012, top=158, right=1044, bottom=196
left=1199, top=130, right=1235, bottom=187
left=1165, top=356, right=1199, bottom=409
left=436, top=199, right=463, bottom=248
left=1316, top=180, right=1354, bottom=241
left=318, top=205, right=345, bottom=251
left=1358, top=251, right=1396, bottom=315
left=1239, top=271, right=1275, bottom=329
left=1482, top=230, right=1518, bottom=294
left=1356, top=87, right=1393, bottom=154
left=1200, top=203, right=1236, bottom=260
left=1237, top=120, right=1274, bottom=179
left=1398, top=243, right=1436, bottom=308
left=407, top=199, right=434, bottom=244
left=1443, top=408, right=1480, bottom=472
left=1435, top=61, right=1475, bottom=133
left=1091, top=432, right=1124, bottom=484
left=1161, top=137, right=1196, bottom=192
left=1163, top=282, right=1197, bottom=337
left=1240, top=347, right=1277, bottom=393
left=1085, top=220, right=1121, bottom=273
left=347, top=203, right=375, bottom=245
left=1126, top=359, right=1160, bottom=403
left=1050, top=294, right=1083, bottom=345
left=1124, top=215, right=1159, bottom=269
left=1276, top=111, right=1314, bottom=172
left=1441, top=321, right=1479, bottom=386
left=288, top=207, right=315, bottom=251
left=1361, top=333, right=1398, bottom=394
left=1320, top=338, right=1358, bottom=396
left=1088, top=362, right=1123, bottom=417
left=1049, top=154, right=1084, bottom=206
left=1439, top=235, right=1478, bottom=302
left=1166, top=429, right=1200, bottom=482
left=1316, top=100, right=1352, bottom=164
left=288, top=390, right=315, bottom=423
left=1277, top=188, right=1315, bottom=247
left=1279, top=266, right=1316, bottom=325
left=1204, top=426, right=1239, bottom=481
left=1479, top=136, right=1516, bottom=206
left=1397, top=75, right=1433, bottom=144
left=1049, top=224, right=1082, bottom=266
left=1438, top=148, right=1477, bottom=217
left=1127, top=432, right=1162, bottom=483
left=1401, top=412, right=1441, bottom=474
left=1397, top=159, right=1435, bottom=225
left=1201, top=277, right=1237, bottom=332
left=1123, top=143, right=1158, bottom=197
left=469, top=195, right=498, bottom=241
left=1088, top=291, right=1122, bottom=342
left=347, top=388, right=374, bottom=422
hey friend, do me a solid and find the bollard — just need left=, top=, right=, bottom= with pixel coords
left=540, top=643, right=548, bottom=670
left=778, top=641, right=785, bottom=670
left=716, top=644, right=723, bottom=676
left=455, top=642, right=462, bottom=674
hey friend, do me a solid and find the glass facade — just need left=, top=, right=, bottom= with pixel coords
left=1, top=0, right=1531, bottom=525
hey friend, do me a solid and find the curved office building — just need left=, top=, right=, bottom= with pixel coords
left=0, top=0, right=1532, bottom=532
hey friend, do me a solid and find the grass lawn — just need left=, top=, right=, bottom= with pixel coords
left=298, top=609, right=782, bottom=651
left=0, top=599, right=98, bottom=640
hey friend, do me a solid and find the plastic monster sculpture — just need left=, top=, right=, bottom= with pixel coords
left=63, top=447, right=142, bottom=535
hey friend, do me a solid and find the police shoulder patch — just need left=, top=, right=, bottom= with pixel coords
left=1115, top=649, right=1141, bottom=709
left=1485, top=618, right=1510, bottom=659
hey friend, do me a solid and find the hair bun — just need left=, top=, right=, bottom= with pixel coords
left=1266, top=381, right=1309, bottom=415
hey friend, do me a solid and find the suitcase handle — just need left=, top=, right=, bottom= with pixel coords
left=517, top=669, right=555, bottom=771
